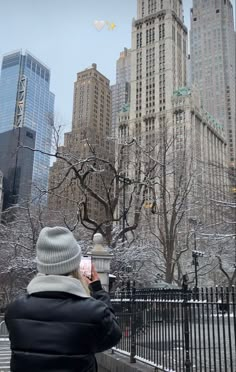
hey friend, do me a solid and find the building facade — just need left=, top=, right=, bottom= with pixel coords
left=48, top=64, right=114, bottom=223
left=118, top=0, right=228, bottom=230
left=0, top=51, right=55, bottom=202
left=111, top=48, right=131, bottom=137
left=129, top=0, right=187, bottom=132
left=0, top=127, right=35, bottom=210
left=190, top=0, right=236, bottom=170
left=127, top=0, right=187, bottom=167
left=118, top=0, right=188, bottom=233
left=172, top=87, right=228, bottom=223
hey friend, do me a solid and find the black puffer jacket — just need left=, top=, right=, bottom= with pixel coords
left=5, top=280, right=122, bottom=372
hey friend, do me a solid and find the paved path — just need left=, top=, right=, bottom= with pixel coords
left=0, top=338, right=10, bottom=372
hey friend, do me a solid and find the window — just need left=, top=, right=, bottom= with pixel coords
left=142, top=0, right=144, bottom=17
left=137, top=32, right=143, bottom=49
left=159, top=24, right=165, bottom=40
left=36, top=65, right=41, bottom=76
left=45, top=71, right=49, bottom=82
left=26, top=58, right=31, bottom=69
left=26, top=131, right=33, bottom=139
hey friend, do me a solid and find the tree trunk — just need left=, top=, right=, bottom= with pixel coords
left=165, top=257, right=174, bottom=283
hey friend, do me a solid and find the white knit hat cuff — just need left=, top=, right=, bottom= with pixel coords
left=36, top=250, right=81, bottom=275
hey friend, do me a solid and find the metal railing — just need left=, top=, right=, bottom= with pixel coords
left=0, top=321, right=8, bottom=337
left=111, top=286, right=236, bottom=372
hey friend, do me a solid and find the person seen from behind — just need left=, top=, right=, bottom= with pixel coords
left=5, top=226, right=122, bottom=372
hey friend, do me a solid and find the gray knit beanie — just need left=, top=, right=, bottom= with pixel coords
left=36, top=226, right=81, bottom=275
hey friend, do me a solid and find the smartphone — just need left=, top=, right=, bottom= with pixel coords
left=80, top=256, right=92, bottom=278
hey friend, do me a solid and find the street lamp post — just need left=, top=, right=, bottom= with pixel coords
left=119, top=174, right=131, bottom=242
left=234, top=235, right=236, bottom=271
left=189, top=221, right=204, bottom=292
left=192, top=250, right=204, bottom=298
left=182, top=274, right=191, bottom=372
left=193, top=231, right=197, bottom=288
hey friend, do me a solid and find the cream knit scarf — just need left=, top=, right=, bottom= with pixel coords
left=27, top=273, right=90, bottom=298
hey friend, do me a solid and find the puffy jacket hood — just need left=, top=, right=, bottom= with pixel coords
left=27, top=273, right=90, bottom=298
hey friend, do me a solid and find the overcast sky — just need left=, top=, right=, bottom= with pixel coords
left=0, top=0, right=235, bottom=131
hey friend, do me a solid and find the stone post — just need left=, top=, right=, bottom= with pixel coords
left=88, top=233, right=113, bottom=292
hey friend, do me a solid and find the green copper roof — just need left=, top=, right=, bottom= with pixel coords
left=121, top=103, right=130, bottom=112
left=205, top=111, right=224, bottom=130
left=173, top=87, right=191, bottom=96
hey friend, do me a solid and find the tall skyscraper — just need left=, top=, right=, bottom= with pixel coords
left=190, top=0, right=236, bottom=170
left=0, top=51, right=55, bottom=201
left=48, top=64, right=114, bottom=222
left=0, top=127, right=35, bottom=210
left=111, top=48, right=131, bottom=136
left=121, top=0, right=228, bottom=228
left=125, top=0, right=187, bottom=162
left=129, top=0, right=187, bottom=126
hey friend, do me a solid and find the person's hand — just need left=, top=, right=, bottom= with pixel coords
left=83, top=263, right=100, bottom=285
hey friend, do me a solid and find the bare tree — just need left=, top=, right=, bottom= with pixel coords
left=0, top=204, right=41, bottom=307
left=0, top=200, right=95, bottom=308
left=17, top=115, right=232, bottom=288
left=136, top=118, right=197, bottom=283
left=20, top=135, right=153, bottom=247
left=202, top=196, right=236, bottom=287
left=185, top=162, right=236, bottom=288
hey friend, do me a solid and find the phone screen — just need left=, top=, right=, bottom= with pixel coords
left=80, top=256, right=91, bottom=278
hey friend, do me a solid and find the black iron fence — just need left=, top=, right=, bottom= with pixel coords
left=111, top=286, right=236, bottom=372
left=0, top=320, right=8, bottom=336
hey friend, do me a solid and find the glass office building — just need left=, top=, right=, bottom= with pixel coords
left=0, top=51, right=55, bottom=202
left=0, top=127, right=36, bottom=210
